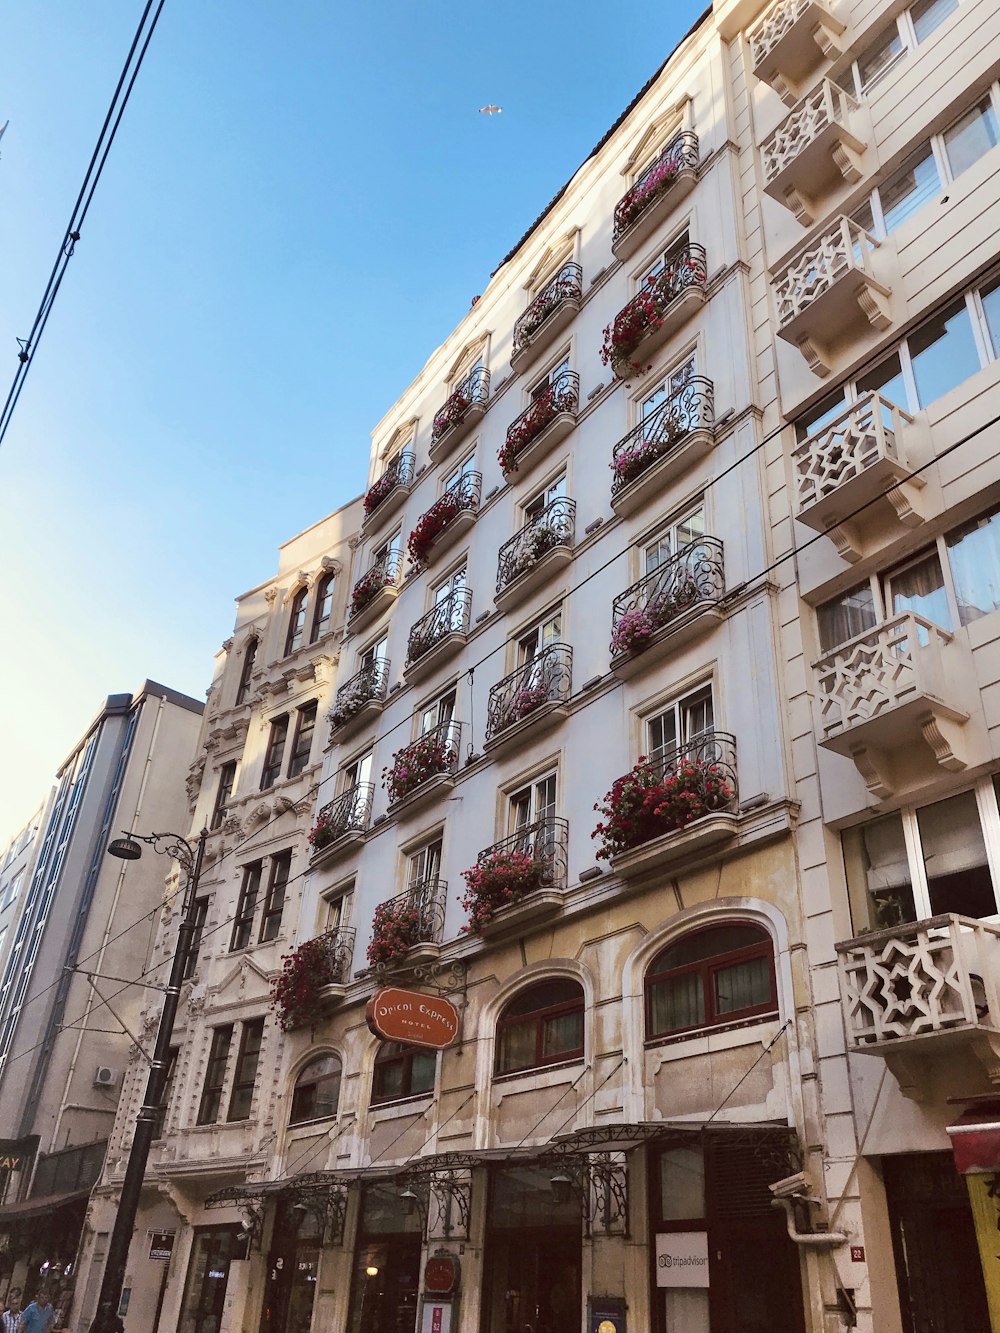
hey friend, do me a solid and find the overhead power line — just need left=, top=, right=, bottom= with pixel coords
left=0, top=0, right=166, bottom=453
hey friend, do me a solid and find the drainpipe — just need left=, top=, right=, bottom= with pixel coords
left=771, top=1197, right=849, bottom=1246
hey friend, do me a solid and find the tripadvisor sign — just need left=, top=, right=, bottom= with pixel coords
left=366, top=986, right=461, bottom=1050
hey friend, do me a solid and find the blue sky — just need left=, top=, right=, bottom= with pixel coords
left=0, top=2, right=700, bottom=844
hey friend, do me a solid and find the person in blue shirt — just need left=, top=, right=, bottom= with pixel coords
left=16, top=1292, right=55, bottom=1333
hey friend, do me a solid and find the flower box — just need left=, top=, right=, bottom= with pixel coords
left=495, top=542, right=573, bottom=614
left=367, top=897, right=425, bottom=969
left=610, top=425, right=715, bottom=517
left=480, top=889, right=565, bottom=940
left=407, top=477, right=481, bottom=571
left=329, top=695, right=384, bottom=742
left=363, top=452, right=415, bottom=530
left=429, top=368, right=491, bottom=463
left=610, top=601, right=726, bottom=680
left=612, top=133, right=700, bottom=261
left=309, top=826, right=366, bottom=867
left=510, top=296, right=581, bottom=374
left=511, top=264, right=583, bottom=373
left=387, top=770, right=458, bottom=820
left=271, top=930, right=355, bottom=1032
left=460, top=849, right=553, bottom=936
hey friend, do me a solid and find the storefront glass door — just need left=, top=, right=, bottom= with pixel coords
left=484, top=1166, right=582, bottom=1333
left=347, top=1187, right=423, bottom=1333
left=178, top=1224, right=246, bottom=1333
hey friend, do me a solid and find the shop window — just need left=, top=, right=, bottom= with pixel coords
left=495, top=979, right=584, bottom=1075
left=371, top=1041, right=436, bottom=1106
left=289, top=1053, right=342, bottom=1125
left=645, top=924, right=777, bottom=1040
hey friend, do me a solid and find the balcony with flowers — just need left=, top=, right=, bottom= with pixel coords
left=329, top=659, right=391, bottom=741
left=762, top=80, right=866, bottom=225
left=610, top=375, right=714, bottom=517
left=270, top=926, right=357, bottom=1030
left=403, top=587, right=473, bottom=685
left=348, top=549, right=404, bottom=632
left=367, top=878, right=448, bottom=972
left=383, top=719, right=463, bottom=817
left=600, top=243, right=708, bottom=380
left=749, top=0, right=846, bottom=104
left=792, top=392, right=928, bottom=561
left=499, top=369, right=580, bottom=483
left=362, top=450, right=416, bottom=532
left=774, top=216, right=892, bottom=376
left=430, top=365, right=491, bottom=463
left=594, top=731, right=740, bottom=880
left=495, top=497, right=575, bottom=613
left=484, top=643, right=573, bottom=757
left=610, top=538, right=725, bottom=680
left=612, top=131, right=700, bottom=259
left=407, top=472, right=481, bottom=572
left=308, top=783, right=374, bottom=866
left=511, top=263, right=583, bottom=373
left=461, top=817, right=569, bottom=940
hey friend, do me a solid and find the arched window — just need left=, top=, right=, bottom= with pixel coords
left=371, top=1041, right=436, bottom=1106
left=289, top=1054, right=342, bottom=1125
left=284, top=587, right=308, bottom=656
left=495, top=979, right=584, bottom=1076
left=235, top=638, right=257, bottom=706
left=310, top=571, right=336, bottom=643
left=645, top=923, right=777, bottom=1040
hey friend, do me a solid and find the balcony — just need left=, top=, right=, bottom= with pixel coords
left=495, top=497, right=575, bottom=613
left=610, top=538, right=725, bottom=679
left=836, top=915, right=1000, bottom=1096
left=774, top=217, right=891, bottom=376
left=463, top=817, right=569, bottom=940
left=313, top=926, right=358, bottom=1005
left=511, top=263, right=583, bottom=373
left=762, top=81, right=865, bottom=225
left=348, top=549, right=404, bottom=632
left=368, top=878, right=449, bottom=972
left=792, top=392, right=928, bottom=560
left=385, top=719, right=463, bottom=817
left=500, top=369, right=579, bottom=482
left=601, top=244, right=708, bottom=379
left=407, top=471, right=481, bottom=571
left=404, top=587, right=472, bottom=685
left=484, top=643, right=573, bottom=756
left=750, top=0, right=847, bottom=103
left=329, top=659, right=391, bottom=741
left=610, top=376, right=714, bottom=517
left=814, top=613, right=972, bottom=797
left=602, top=731, right=740, bottom=881
left=430, top=366, right=491, bottom=463
left=612, top=131, right=700, bottom=260
left=362, top=450, right=415, bottom=531
left=309, top=783, right=374, bottom=865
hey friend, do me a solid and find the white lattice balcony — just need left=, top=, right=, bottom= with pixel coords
left=762, top=81, right=865, bottom=224
left=774, top=217, right=891, bottom=376
left=750, top=0, right=846, bottom=103
left=815, top=613, right=971, bottom=796
left=793, top=392, right=928, bottom=560
left=836, top=915, right=1000, bottom=1096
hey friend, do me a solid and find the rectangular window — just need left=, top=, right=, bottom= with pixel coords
left=373, top=530, right=402, bottom=564
left=509, top=773, right=557, bottom=834
left=880, top=146, right=941, bottom=233
left=857, top=24, right=906, bottom=89
left=322, top=890, right=350, bottom=934
left=181, top=897, right=209, bottom=982
left=259, top=851, right=291, bottom=943
left=408, top=838, right=443, bottom=888
left=230, top=863, right=262, bottom=951
left=197, top=1026, right=234, bottom=1125
left=644, top=504, right=706, bottom=573
left=643, top=230, right=690, bottom=286
left=944, top=100, right=1000, bottom=178
left=260, top=716, right=288, bottom=790
left=210, top=762, right=237, bottom=831
left=227, top=1018, right=265, bottom=1122
left=946, top=507, right=1000, bottom=625
left=648, top=685, right=714, bottom=756
left=419, top=688, right=456, bottom=735
left=817, top=582, right=879, bottom=653
left=908, top=300, right=980, bottom=407
left=517, top=610, right=562, bottom=665
left=287, top=702, right=318, bottom=778
left=443, top=453, right=476, bottom=493
left=910, top=0, right=958, bottom=42
left=235, top=640, right=257, bottom=707
left=523, top=473, right=566, bottom=522
left=885, top=550, right=951, bottom=628
left=530, top=354, right=570, bottom=403
left=153, top=1046, right=179, bottom=1138
left=371, top=1043, right=437, bottom=1106
left=343, top=751, right=373, bottom=793
left=360, top=635, right=388, bottom=672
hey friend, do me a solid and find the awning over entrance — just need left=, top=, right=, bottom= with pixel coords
left=947, top=1103, right=1000, bottom=1175
left=0, top=1186, right=92, bottom=1224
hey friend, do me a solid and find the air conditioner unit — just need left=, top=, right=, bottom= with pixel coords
left=93, top=1066, right=118, bottom=1089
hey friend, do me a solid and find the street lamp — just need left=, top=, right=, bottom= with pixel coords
left=88, top=828, right=207, bottom=1333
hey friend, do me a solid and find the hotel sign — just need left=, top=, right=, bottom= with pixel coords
left=366, top=987, right=461, bottom=1050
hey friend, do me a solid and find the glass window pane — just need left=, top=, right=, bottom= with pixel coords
left=887, top=551, right=951, bottom=628
left=857, top=26, right=904, bottom=88
left=675, top=506, right=706, bottom=548
left=909, top=301, right=980, bottom=407
left=714, top=956, right=772, bottom=1014
left=649, top=973, right=704, bottom=1033
left=843, top=814, right=915, bottom=931
left=796, top=388, right=847, bottom=442
left=541, top=1010, right=583, bottom=1060
left=946, top=508, right=1000, bottom=625
left=917, top=791, right=996, bottom=917
left=944, top=101, right=1000, bottom=179
left=911, top=0, right=958, bottom=43
left=817, top=583, right=878, bottom=652
left=411, top=1050, right=437, bottom=1094
left=880, top=147, right=941, bottom=233
left=982, top=277, right=1000, bottom=358
left=659, top=1147, right=705, bottom=1221
left=856, top=351, right=909, bottom=415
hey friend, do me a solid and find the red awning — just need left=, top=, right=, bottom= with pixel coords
left=947, top=1113, right=1000, bottom=1174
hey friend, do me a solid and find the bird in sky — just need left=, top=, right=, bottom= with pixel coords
left=479, top=105, right=502, bottom=116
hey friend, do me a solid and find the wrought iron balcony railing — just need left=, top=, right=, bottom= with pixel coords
left=432, top=366, right=491, bottom=444
left=349, top=549, right=404, bottom=622
left=406, top=587, right=473, bottom=668
left=486, top=643, right=573, bottom=742
left=611, top=376, right=714, bottom=497
left=330, top=659, right=391, bottom=732
left=613, top=131, right=700, bottom=245
left=500, top=369, right=579, bottom=474
left=648, top=729, right=739, bottom=811
left=371, top=878, right=449, bottom=961
left=311, top=781, right=374, bottom=850
left=497, top=497, right=576, bottom=594
left=603, top=243, right=708, bottom=375
left=364, top=450, right=415, bottom=523
left=476, top=816, right=569, bottom=891
left=512, top=263, right=583, bottom=359
left=408, top=472, right=482, bottom=568
left=611, top=537, right=724, bottom=654
left=310, top=925, right=357, bottom=987
left=385, top=720, right=463, bottom=805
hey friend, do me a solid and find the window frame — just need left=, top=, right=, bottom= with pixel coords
left=210, top=761, right=237, bottom=831
left=289, top=1053, right=343, bottom=1126
left=235, top=638, right=258, bottom=707
left=310, top=570, right=336, bottom=643
left=370, top=1041, right=437, bottom=1107
left=508, top=770, right=557, bottom=835
left=230, top=862, right=263, bottom=952
left=494, top=979, right=585, bottom=1077
left=197, top=1025, right=234, bottom=1125
left=260, top=715, right=289, bottom=790
left=227, top=1017, right=265, bottom=1122
left=180, top=896, right=209, bottom=981
left=259, top=850, right=292, bottom=944
left=287, top=701, right=318, bottom=778
left=284, top=587, right=309, bottom=657
left=644, top=923, right=778, bottom=1042
left=646, top=683, right=715, bottom=759
left=837, top=0, right=963, bottom=97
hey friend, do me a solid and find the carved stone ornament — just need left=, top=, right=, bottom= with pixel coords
left=223, top=813, right=243, bottom=835
left=222, top=637, right=234, bottom=652
left=264, top=586, right=279, bottom=605
left=320, top=556, right=341, bottom=575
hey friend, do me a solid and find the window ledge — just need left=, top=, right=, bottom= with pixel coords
left=493, top=1055, right=584, bottom=1085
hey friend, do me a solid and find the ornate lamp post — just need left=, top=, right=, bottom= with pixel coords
left=88, top=829, right=207, bottom=1333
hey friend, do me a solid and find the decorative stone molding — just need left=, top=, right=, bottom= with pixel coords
left=264, top=586, right=279, bottom=605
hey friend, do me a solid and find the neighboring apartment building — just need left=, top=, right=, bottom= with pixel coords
left=0, top=805, right=47, bottom=990
left=0, top=684, right=202, bottom=1315
left=81, top=502, right=361, bottom=1332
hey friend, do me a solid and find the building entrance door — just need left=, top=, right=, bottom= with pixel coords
left=346, top=1186, right=424, bottom=1333
left=177, top=1224, right=246, bottom=1333
left=258, top=1202, right=321, bottom=1333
